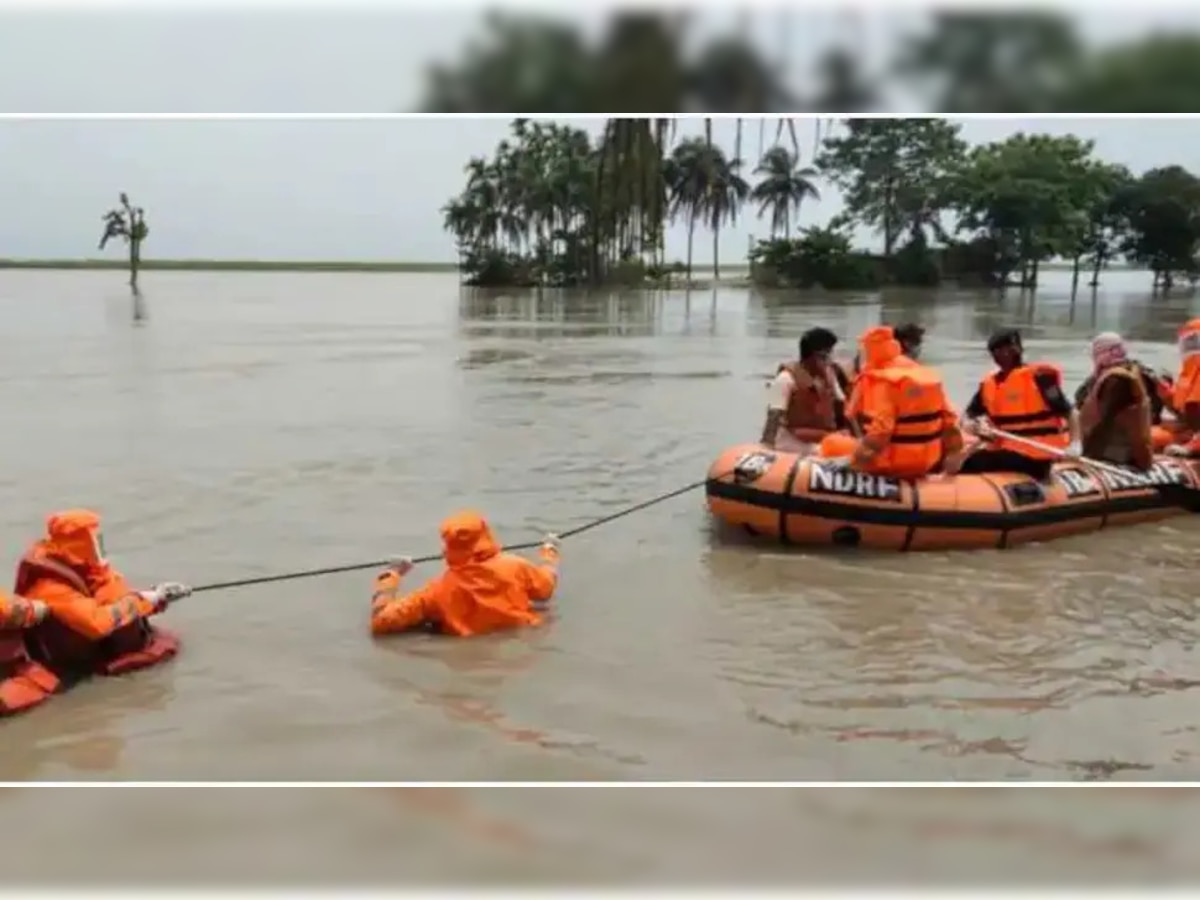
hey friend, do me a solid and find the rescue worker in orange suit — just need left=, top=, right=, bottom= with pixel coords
left=15, top=509, right=188, bottom=684
left=822, top=325, right=962, bottom=479
left=839, top=323, right=923, bottom=386
left=0, top=591, right=58, bottom=716
left=946, top=329, right=1079, bottom=481
left=762, top=327, right=849, bottom=454
left=370, top=511, right=560, bottom=638
left=1162, top=317, right=1200, bottom=458
left=1076, top=332, right=1154, bottom=470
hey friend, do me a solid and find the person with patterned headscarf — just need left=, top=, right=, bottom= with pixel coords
left=1073, top=333, right=1171, bottom=426
left=1076, top=332, right=1153, bottom=469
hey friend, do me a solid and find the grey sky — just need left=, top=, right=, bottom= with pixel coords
left=4, top=116, right=1200, bottom=263
left=2, top=8, right=1200, bottom=262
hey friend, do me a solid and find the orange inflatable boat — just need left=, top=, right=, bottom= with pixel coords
left=705, top=443, right=1200, bottom=552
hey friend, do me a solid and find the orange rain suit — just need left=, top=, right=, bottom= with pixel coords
left=371, top=511, right=560, bottom=638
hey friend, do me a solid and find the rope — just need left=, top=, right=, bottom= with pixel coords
left=191, top=475, right=714, bottom=594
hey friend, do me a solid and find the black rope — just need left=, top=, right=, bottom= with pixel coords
left=191, top=475, right=714, bottom=594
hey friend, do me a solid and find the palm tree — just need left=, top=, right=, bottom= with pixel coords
left=751, top=146, right=820, bottom=238
left=97, top=192, right=149, bottom=290
left=665, top=137, right=709, bottom=281
left=594, top=117, right=674, bottom=275
left=702, top=149, right=750, bottom=280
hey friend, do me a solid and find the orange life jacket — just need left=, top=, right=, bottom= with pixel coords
left=978, top=363, right=1070, bottom=459
left=853, top=363, right=951, bottom=479
left=1170, top=320, right=1200, bottom=451
left=777, top=361, right=840, bottom=442
left=0, top=593, right=60, bottom=717
left=16, top=552, right=180, bottom=682
left=1172, top=353, right=1200, bottom=421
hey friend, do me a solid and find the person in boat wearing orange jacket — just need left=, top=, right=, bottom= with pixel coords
left=841, top=323, right=924, bottom=381
left=1161, top=317, right=1200, bottom=458
left=370, top=510, right=561, bottom=638
left=821, top=325, right=962, bottom=479
left=761, top=327, right=849, bottom=454
left=15, top=509, right=188, bottom=683
left=946, top=329, right=1080, bottom=480
left=0, top=591, right=58, bottom=716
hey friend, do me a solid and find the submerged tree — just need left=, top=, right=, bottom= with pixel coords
left=98, top=193, right=149, bottom=290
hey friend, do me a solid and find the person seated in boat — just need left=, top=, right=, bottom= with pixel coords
left=0, top=591, right=58, bottom=717
left=1076, top=332, right=1154, bottom=470
left=1160, top=317, right=1200, bottom=458
left=370, top=510, right=560, bottom=638
left=1073, top=335, right=1172, bottom=428
left=762, top=327, right=848, bottom=454
left=821, top=325, right=962, bottom=479
left=893, top=323, right=926, bottom=361
left=946, top=329, right=1079, bottom=481
left=15, top=509, right=188, bottom=684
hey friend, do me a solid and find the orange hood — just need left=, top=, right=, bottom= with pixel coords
left=40, top=508, right=108, bottom=571
left=440, top=511, right=501, bottom=569
left=858, top=326, right=903, bottom=371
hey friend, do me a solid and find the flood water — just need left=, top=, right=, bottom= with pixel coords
left=0, top=267, right=1198, bottom=788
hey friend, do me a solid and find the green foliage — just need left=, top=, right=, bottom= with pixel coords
left=945, top=132, right=1100, bottom=285
left=444, top=118, right=753, bottom=287
left=417, top=12, right=1200, bottom=116
left=815, top=119, right=966, bottom=256
left=750, top=146, right=820, bottom=240
left=420, top=12, right=797, bottom=114
left=750, top=227, right=880, bottom=291
left=896, top=13, right=1084, bottom=113
left=1118, top=166, right=1200, bottom=288
left=446, top=115, right=1200, bottom=293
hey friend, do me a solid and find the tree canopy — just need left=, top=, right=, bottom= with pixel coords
left=417, top=12, right=1200, bottom=115
left=444, top=116, right=1200, bottom=292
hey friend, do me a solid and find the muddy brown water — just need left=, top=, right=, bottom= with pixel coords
left=0, top=268, right=1198, bottom=788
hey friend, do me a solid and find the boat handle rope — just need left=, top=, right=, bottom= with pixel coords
left=190, top=474, right=719, bottom=594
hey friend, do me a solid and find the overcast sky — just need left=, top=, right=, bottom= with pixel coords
left=2, top=7, right=1200, bottom=263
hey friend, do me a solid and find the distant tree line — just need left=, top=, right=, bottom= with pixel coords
left=442, top=117, right=1200, bottom=292
left=418, top=11, right=1200, bottom=114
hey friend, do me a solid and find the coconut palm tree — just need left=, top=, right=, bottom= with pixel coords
left=664, top=137, right=710, bottom=281
left=97, top=192, right=149, bottom=290
left=594, top=117, right=674, bottom=274
left=751, top=146, right=821, bottom=238
left=702, top=149, right=750, bottom=280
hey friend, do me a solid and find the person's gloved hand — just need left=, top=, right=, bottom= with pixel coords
left=158, top=582, right=192, bottom=602
left=539, top=533, right=561, bottom=563
left=974, top=419, right=998, bottom=440
left=22, top=598, right=48, bottom=625
left=138, top=586, right=170, bottom=614
left=1165, top=443, right=1191, bottom=458
left=387, top=556, right=414, bottom=576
